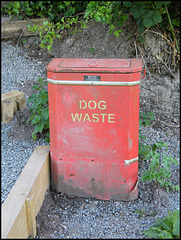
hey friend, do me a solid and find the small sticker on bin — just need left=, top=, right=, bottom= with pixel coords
left=84, top=75, right=101, bottom=81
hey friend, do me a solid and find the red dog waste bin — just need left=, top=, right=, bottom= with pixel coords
left=47, top=58, right=142, bottom=201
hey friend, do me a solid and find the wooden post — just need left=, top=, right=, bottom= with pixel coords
left=1, top=100, right=14, bottom=124
left=25, top=195, right=37, bottom=238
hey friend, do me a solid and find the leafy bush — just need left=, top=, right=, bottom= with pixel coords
left=83, top=1, right=179, bottom=45
left=2, top=1, right=179, bottom=53
left=27, top=77, right=49, bottom=142
left=2, top=1, right=89, bottom=21
left=27, top=16, right=81, bottom=52
left=144, top=209, right=180, bottom=239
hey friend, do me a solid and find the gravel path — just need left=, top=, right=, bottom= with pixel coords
left=1, top=41, right=48, bottom=203
left=1, top=41, right=180, bottom=238
left=35, top=124, right=180, bottom=239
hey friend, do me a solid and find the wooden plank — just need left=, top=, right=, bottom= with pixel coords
left=1, top=18, right=49, bottom=39
left=1, top=90, right=26, bottom=124
left=2, top=203, right=29, bottom=239
left=29, top=150, right=50, bottom=216
left=1, top=145, right=50, bottom=239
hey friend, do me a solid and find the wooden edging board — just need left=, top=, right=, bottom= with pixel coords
left=1, top=90, right=26, bottom=124
left=1, top=18, right=49, bottom=39
left=1, top=145, right=50, bottom=239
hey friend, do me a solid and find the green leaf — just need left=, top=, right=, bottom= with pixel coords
left=137, top=35, right=144, bottom=43
left=139, top=134, right=147, bottom=140
left=136, top=18, right=142, bottom=25
left=113, top=30, right=121, bottom=38
left=41, top=108, right=49, bottom=120
left=143, top=17, right=154, bottom=27
left=172, top=18, right=180, bottom=27
left=144, top=227, right=162, bottom=238
left=45, top=137, right=50, bottom=142
left=152, top=12, right=162, bottom=24
left=95, top=14, right=101, bottom=22
left=143, top=10, right=154, bottom=18
left=32, top=132, right=37, bottom=141
left=155, top=218, right=172, bottom=232
left=141, top=171, right=152, bottom=181
left=47, top=45, right=52, bottom=52
left=138, top=25, right=145, bottom=34
left=31, top=115, right=41, bottom=125
left=14, top=1, right=20, bottom=9
left=172, top=213, right=180, bottom=237
left=34, top=123, right=44, bottom=134
left=161, top=1, right=171, bottom=7
left=133, top=11, right=141, bottom=19
left=147, top=112, right=155, bottom=120
left=158, top=230, right=173, bottom=238
left=123, top=1, right=131, bottom=8
left=154, top=1, right=163, bottom=9
left=43, top=20, right=49, bottom=26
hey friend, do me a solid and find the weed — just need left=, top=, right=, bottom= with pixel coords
left=88, top=47, right=95, bottom=55
left=143, top=209, right=180, bottom=239
left=27, top=78, right=49, bottom=142
left=135, top=208, right=158, bottom=218
left=139, top=112, right=179, bottom=192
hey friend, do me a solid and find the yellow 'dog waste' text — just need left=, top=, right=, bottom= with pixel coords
left=71, top=113, right=115, bottom=123
left=71, top=100, right=115, bottom=123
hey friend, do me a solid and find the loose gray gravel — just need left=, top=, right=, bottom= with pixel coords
left=1, top=41, right=180, bottom=239
left=1, top=41, right=48, bottom=203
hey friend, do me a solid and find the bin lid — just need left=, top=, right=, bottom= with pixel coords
left=46, top=58, right=142, bottom=73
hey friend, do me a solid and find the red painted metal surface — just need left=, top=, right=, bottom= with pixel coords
left=47, top=58, right=142, bottom=201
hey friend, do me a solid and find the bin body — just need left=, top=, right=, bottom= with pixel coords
left=47, top=58, right=142, bottom=201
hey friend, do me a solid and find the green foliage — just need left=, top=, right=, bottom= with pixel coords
left=2, top=1, right=88, bottom=21
left=144, top=209, right=180, bottom=239
left=2, top=1, right=179, bottom=51
left=27, top=16, right=80, bottom=52
left=88, top=47, right=95, bottom=55
left=139, top=112, right=179, bottom=192
left=83, top=1, right=129, bottom=38
left=83, top=1, right=177, bottom=43
left=134, top=208, right=158, bottom=218
left=140, top=141, right=179, bottom=192
left=139, top=111, right=155, bottom=154
left=139, top=111, right=155, bottom=127
left=27, top=78, right=49, bottom=142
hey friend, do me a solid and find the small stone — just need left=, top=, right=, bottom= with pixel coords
left=153, top=188, right=169, bottom=207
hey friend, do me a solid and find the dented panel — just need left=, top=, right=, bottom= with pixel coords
left=47, top=58, right=142, bottom=201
